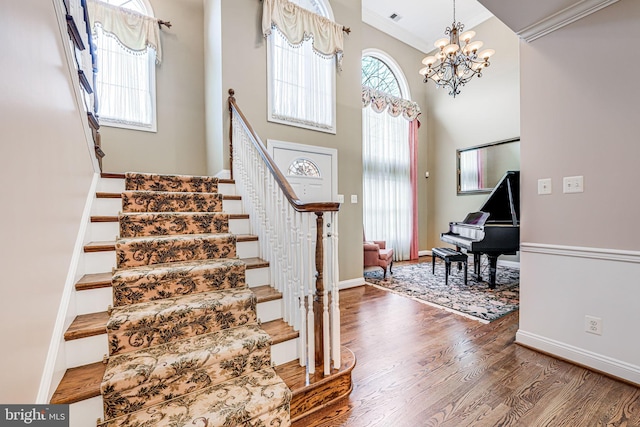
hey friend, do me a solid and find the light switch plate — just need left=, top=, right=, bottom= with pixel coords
left=563, top=176, right=584, bottom=193
left=351, top=195, right=358, bottom=204
left=538, top=178, right=552, bottom=195
left=337, top=194, right=344, bottom=203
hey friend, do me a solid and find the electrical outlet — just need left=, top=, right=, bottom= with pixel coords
left=351, top=194, right=358, bottom=204
left=337, top=194, right=344, bottom=203
left=585, top=315, right=602, bottom=335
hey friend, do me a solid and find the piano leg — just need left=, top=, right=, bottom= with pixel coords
left=474, top=253, right=481, bottom=280
left=487, top=255, right=498, bottom=289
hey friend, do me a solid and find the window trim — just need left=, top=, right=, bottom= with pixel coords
left=266, top=0, right=337, bottom=134
left=96, top=0, right=158, bottom=133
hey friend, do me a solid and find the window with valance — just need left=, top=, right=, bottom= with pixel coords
left=262, top=0, right=344, bottom=133
left=88, top=0, right=161, bottom=132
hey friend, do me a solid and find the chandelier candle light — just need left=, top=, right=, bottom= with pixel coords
left=419, top=0, right=495, bottom=97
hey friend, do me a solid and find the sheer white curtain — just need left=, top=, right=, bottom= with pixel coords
left=363, top=107, right=412, bottom=260
left=94, top=28, right=155, bottom=128
left=269, top=29, right=334, bottom=131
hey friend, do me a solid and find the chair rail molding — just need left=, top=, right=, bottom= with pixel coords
left=520, top=242, right=640, bottom=264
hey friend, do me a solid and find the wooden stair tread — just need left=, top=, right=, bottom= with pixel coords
left=252, top=285, right=282, bottom=303
left=261, top=319, right=299, bottom=345
left=91, top=213, right=249, bottom=223
left=84, top=234, right=257, bottom=252
left=76, top=259, right=269, bottom=292
left=76, top=272, right=112, bottom=291
left=66, top=286, right=278, bottom=341
left=65, top=312, right=109, bottom=340
left=50, top=361, right=106, bottom=404
left=96, top=192, right=240, bottom=200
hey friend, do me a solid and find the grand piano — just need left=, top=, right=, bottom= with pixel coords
left=440, top=170, right=520, bottom=288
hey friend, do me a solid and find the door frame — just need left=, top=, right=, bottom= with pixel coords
left=267, top=139, right=338, bottom=202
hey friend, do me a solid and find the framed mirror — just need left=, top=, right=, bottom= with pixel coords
left=457, top=137, right=520, bottom=194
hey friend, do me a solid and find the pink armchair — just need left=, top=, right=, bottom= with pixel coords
left=364, top=238, right=394, bottom=278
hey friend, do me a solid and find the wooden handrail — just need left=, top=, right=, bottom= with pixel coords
left=228, top=89, right=340, bottom=214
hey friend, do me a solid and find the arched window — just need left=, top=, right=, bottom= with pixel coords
left=267, top=0, right=336, bottom=133
left=362, top=50, right=413, bottom=261
left=94, top=0, right=157, bottom=131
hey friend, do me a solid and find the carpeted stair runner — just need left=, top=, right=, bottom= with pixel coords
left=98, top=172, right=291, bottom=426
left=122, top=190, right=224, bottom=213
left=112, top=258, right=246, bottom=306
left=107, top=288, right=257, bottom=355
left=119, top=212, right=230, bottom=237
left=98, top=368, right=291, bottom=427
left=102, top=324, right=272, bottom=419
left=115, top=233, right=237, bottom=268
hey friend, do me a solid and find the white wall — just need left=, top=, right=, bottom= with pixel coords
left=518, top=0, right=640, bottom=384
left=0, top=0, right=95, bottom=402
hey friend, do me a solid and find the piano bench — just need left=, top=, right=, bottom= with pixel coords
left=431, top=247, right=468, bottom=286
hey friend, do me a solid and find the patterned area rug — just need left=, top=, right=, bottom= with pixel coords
left=364, top=260, right=519, bottom=323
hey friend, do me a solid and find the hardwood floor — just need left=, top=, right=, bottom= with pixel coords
left=294, top=282, right=640, bottom=427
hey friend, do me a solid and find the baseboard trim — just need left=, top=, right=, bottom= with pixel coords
left=214, top=169, right=231, bottom=179
left=497, top=259, right=520, bottom=269
left=521, top=242, right=640, bottom=264
left=37, top=172, right=100, bottom=403
left=339, top=277, right=365, bottom=290
left=418, top=250, right=431, bottom=257
left=516, top=329, right=640, bottom=386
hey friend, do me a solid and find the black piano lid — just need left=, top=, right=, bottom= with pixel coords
left=479, top=170, right=520, bottom=225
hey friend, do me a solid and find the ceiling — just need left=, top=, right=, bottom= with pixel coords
left=362, top=0, right=493, bottom=54
left=361, top=0, right=620, bottom=52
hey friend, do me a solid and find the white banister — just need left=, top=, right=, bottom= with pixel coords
left=229, top=91, right=341, bottom=376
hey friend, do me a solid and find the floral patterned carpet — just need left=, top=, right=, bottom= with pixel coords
left=364, top=260, right=519, bottom=323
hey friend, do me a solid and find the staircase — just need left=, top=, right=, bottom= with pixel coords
left=50, top=171, right=355, bottom=426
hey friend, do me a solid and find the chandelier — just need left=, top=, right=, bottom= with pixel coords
left=419, top=0, right=495, bottom=97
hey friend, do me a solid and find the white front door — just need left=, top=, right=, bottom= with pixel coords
left=268, top=140, right=337, bottom=203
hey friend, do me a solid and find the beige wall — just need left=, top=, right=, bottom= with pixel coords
left=517, top=0, right=640, bottom=380
left=425, top=17, right=520, bottom=251
left=213, top=1, right=431, bottom=280
left=100, top=0, right=207, bottom=175
left=0, top=0, right=95, bottom=402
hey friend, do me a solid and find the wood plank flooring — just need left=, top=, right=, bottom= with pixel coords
left=294, top=283, right=640, bottom=427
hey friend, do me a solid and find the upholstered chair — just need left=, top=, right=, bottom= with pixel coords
left=363, top=237, right=394, bottom=278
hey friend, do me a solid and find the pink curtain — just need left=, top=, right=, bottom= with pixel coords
left=409, top=118, right=419, bottom=260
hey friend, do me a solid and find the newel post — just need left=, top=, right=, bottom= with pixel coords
left=314, top=212, right=324, bottom=370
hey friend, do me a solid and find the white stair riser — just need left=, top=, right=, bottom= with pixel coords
left=246, top=266, right=269, bottom=288
left=98, top=178, right=125, bottom=193
left=85, top=251, right=116, bottom=274
left=70, top=396, right=103, bottom=427
left=92, top=198, right=121, bottom=216
left=256, top=299, right=282, bottom=323
left=66, top=334, right=108, bottom=369
left=76, top=287, right=112, bottom=315
left=89, top=218, right=250, bottom=241
left=271, top=338, right=298, bottom=366
left=223, top=199, right=243, bottom=214
left=237, top=240, right=258, bottom=258
left=218, top=182, right=235, bottom=195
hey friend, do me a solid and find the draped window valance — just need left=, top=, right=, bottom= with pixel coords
left=88, top=0, right=162, bottom=63
left=362, top=86, right=421, bottom=121
left=262, top=0, right=345, bottom=67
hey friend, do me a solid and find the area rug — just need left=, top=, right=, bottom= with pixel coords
left=364, top=261, right=519, bottom=323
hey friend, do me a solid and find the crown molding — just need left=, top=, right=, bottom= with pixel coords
left=517, top=0, right=619, bottom=42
